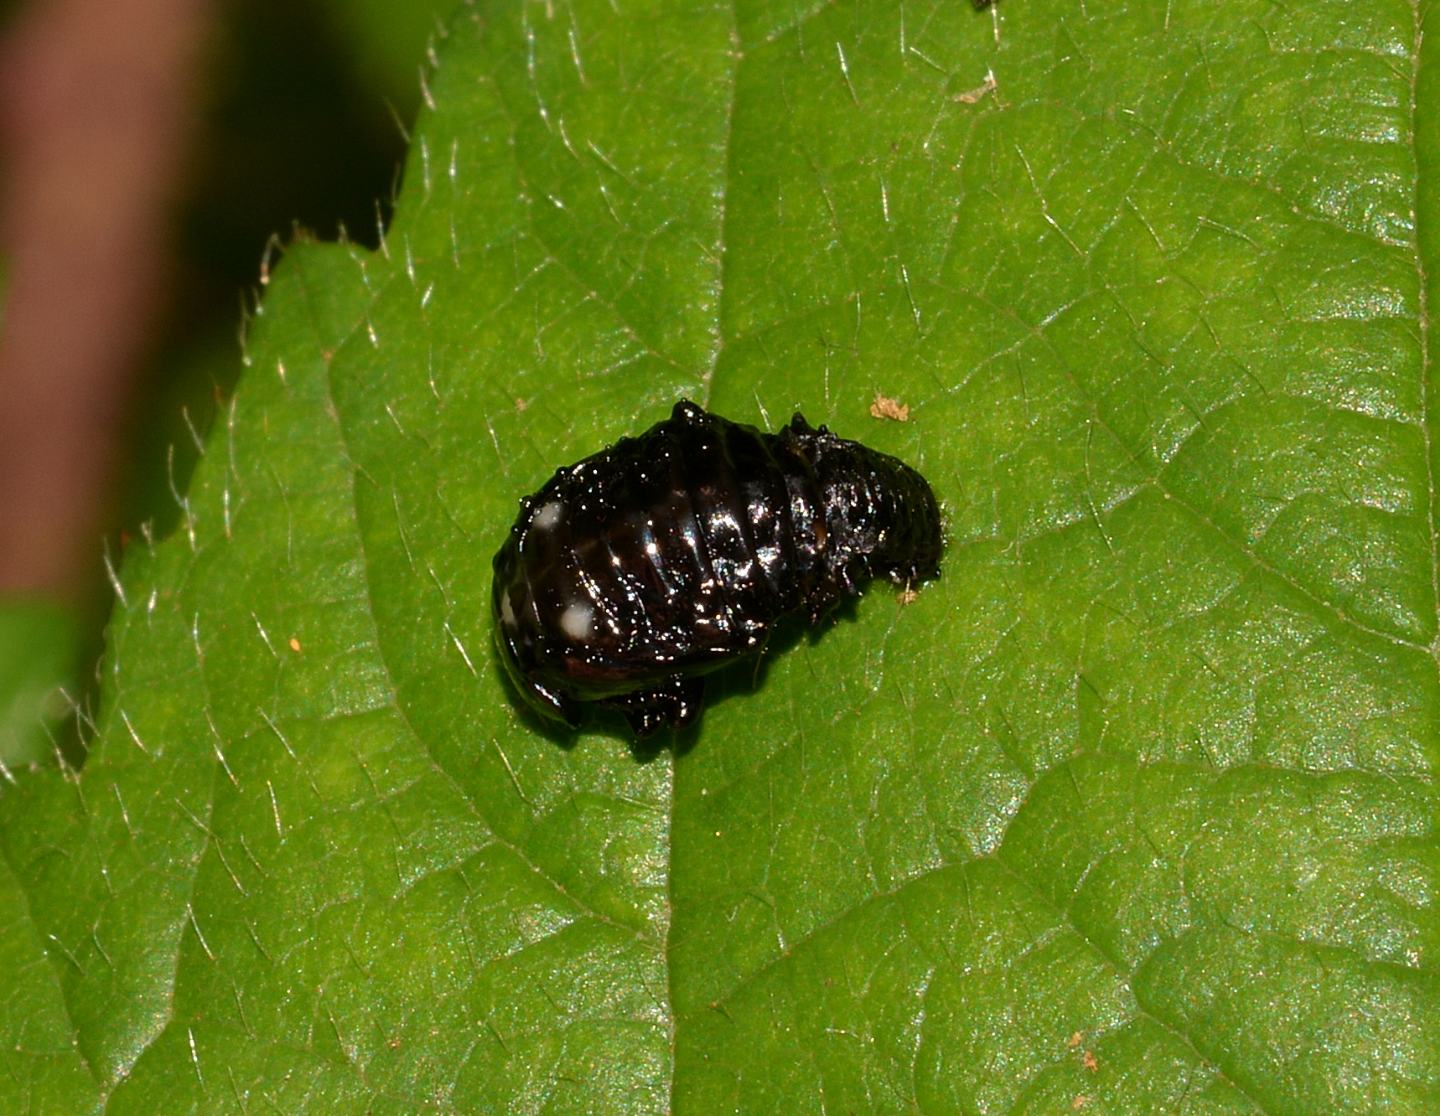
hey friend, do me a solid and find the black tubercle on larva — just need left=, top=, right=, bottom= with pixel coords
left=491, top=400, right=942, bottom=738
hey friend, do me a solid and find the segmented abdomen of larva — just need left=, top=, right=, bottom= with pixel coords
left=492, top=399, right=941, bottom=732
left=803, top=429, right=943, bottom=596
left=494, top=403, right=816, bottom=678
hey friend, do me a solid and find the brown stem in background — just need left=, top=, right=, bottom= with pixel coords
left=0, top=0, right=209, bottom=597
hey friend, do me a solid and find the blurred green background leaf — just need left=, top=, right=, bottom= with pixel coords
left=0, top=600, right=77, bottom=766
left=3, top=1, right=1438, bottom=1112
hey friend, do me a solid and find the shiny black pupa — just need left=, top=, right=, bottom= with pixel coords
left=492, top=400, right=941, bottom=736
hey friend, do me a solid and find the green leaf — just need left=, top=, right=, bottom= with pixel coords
left=4, top=1, right=1439, bottom=1111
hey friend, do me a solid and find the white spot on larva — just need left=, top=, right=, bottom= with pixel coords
left=500, top=591, right=518, bottom=629
left=532, top=501, right=563, bottom=530
left=560, top=602, right=594, bottom=641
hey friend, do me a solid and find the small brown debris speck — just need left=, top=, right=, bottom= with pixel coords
left=288, top=638, right=302, bottom=653
left=1068, top=1032, right=1083, bottom=1049
left=1072, top=1096, right=1090, bottom=1111
left=955, top=69, right=998, bottom=105
left=1082, top=1050, right=1098, bottom=1072
left=515, top=397, right=529, bottom=412
left=870, top=393, right=910, bottom=422
left=898, top=586, right=920, bottom=605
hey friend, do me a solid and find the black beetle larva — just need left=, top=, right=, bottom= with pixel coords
left=492, top=400, right=941, bottom=737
